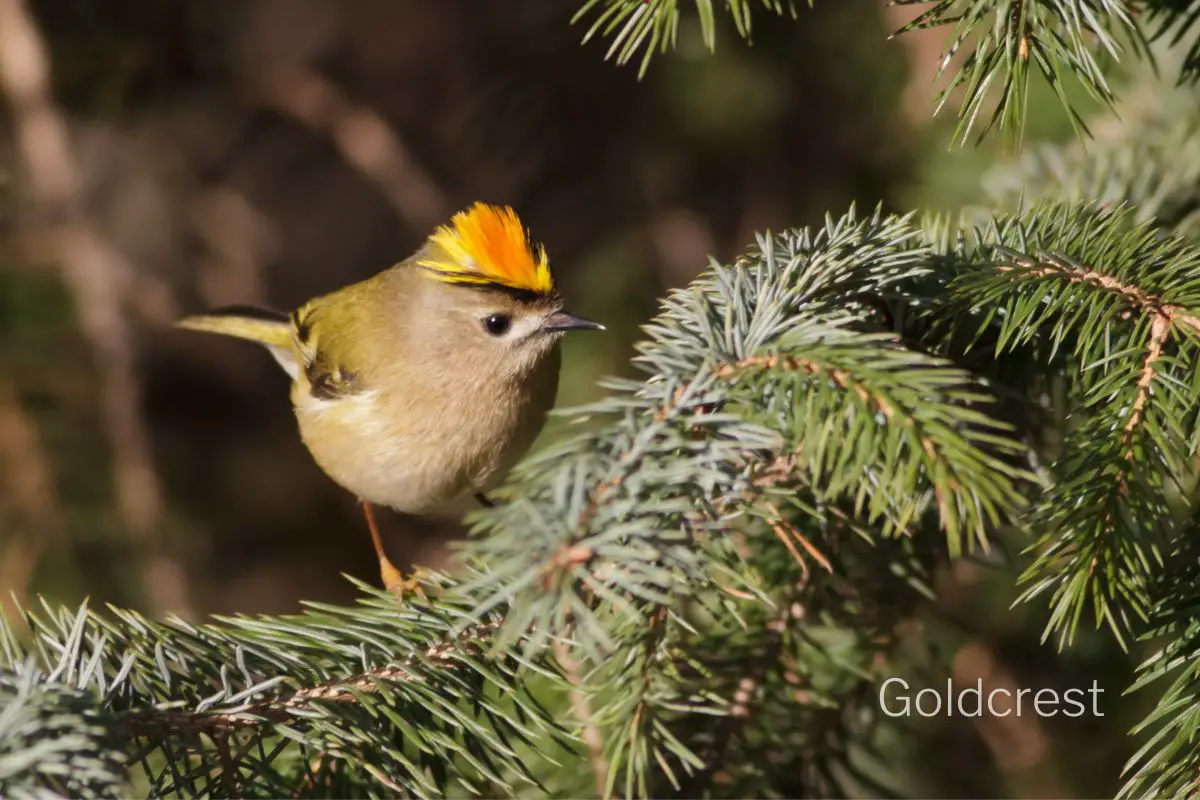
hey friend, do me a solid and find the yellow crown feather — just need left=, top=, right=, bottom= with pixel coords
left=417, top=203, right=554, bottom=296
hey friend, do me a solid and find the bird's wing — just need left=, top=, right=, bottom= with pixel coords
left=289, top=300, right=365, bottom=401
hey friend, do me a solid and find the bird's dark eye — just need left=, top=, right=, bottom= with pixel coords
left=484, top=314, right=511, bottom=336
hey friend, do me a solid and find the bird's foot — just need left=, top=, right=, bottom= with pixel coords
left=381, top=561, right=432, bottom=604
left=363, top=500, right=430, bottom=604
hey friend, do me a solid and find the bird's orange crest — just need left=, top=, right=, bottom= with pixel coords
left=417, top=203, right=554, bottom=296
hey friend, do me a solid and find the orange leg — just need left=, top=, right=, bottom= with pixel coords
left=362, top=502, right=426, bottom=600
left=363, top=501, right=402, bottom=590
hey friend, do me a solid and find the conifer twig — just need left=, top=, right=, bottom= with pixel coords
left=554, top=637, right=609, bottom=797
left=123, top=620, right=499, bottom=738
left=687, top=577, right=806, bottom=795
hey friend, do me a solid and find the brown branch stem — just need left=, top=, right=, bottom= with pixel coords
left=1123, top=311, right=1170, bottom=460
left=122, top=621, right=499, bottom=739
left=999, top=258, right=1200, bottom=336
left=553, top=636, right=610, bottom=797
left=1000, top=257, right=1194, bottom=465
left=717, top=354, right=904, bottom=424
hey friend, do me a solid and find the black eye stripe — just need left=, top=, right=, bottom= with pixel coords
left=484, top=314, right=512, bottom=336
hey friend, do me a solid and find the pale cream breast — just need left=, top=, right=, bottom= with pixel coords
left=290, top=346, right=560, bottom=512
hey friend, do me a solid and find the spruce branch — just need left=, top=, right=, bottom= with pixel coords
left=661, top=509, right=936, bottom=797
left=680, top=574, right=803, bottom=795
left=20, top=198, right=1200, bottom=794
left=891, top=0, right=1143, bottom=147
left=938, top=203, right=1200, bottom=647
left=1142, top=0, right=1200, bottom=83
left=460, top=206, right=1028, bottom=796
left=1119, top=524, right=1200, bottom=799
left=553, top=634, right=610, bottom=796
left=572, top=0, right=808, bottom=77
left=118, top=620, right=502, bottom=738
left=0, top=584, right=566, bottom=797
left=568, top=0, right=1200, bottom=146
left=0, top=670, right=126, bottom=799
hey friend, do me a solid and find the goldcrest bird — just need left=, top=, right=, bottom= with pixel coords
left=177, top=203, right=603, bottom=596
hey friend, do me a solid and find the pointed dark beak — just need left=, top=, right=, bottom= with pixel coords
left=543, top=311, right=605, bottom=333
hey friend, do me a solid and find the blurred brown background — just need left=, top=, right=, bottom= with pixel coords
left=0, top=1, right=1137, bottom=795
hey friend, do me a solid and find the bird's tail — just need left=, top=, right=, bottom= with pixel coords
left=176, top=305, right=293, bottom=349
left=177, top=305, right=299, bottom=377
